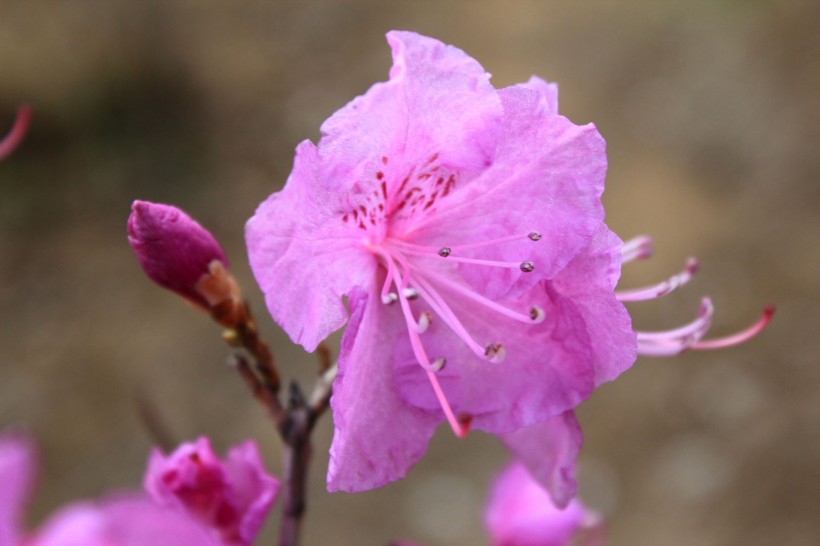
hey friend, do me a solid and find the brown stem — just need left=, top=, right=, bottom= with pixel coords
left=278, top=383, right=312, bottom=546
left=222, top=299, right=335, bottom=546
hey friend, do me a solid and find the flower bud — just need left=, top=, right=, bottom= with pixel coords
left=128, top=201, right=234, bottom=311
left=143, top=437, right=279, bottom=546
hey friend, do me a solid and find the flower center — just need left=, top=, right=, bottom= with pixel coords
left=365, top=231, right=545, bottom=437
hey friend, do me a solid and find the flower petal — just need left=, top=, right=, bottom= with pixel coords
left=484, top=460, right=588, bottom=546
left=33, top=497, right=222, bottom=546
left=407, top=85, right=608, bottom=300
left=392, top=278, right=597, bottom=433
left=516, top=75, right=559, bottom=115
left=498, top=411, right=582, bottom=508
left=0, top=432, right=35, bottom=546
left=318, top=31, right=502, bottom=192
left=552, top=226, right=637, bottom=384
left=327, top=285, right=439, bottom=492
left=246, top=140, right=377, bottom=351
left=224, top=441, right=280, bottom=544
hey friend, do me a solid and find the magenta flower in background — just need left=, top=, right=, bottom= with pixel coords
left=0, top=431, right=278, bottom=546
left=144, top=437, right=280, bottom=546
left=0, top=105, right=30, bottom=161
left=485, top=462, right=603, bottom=546
left=128, top=200, right=234, bottom=311
left=31, top=498, right=223, bottom=546
left=0, top=432, right=35, bottom=546
left=246, top=30, right=636, bottom=498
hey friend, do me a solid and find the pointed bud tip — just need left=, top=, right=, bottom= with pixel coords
left=127, top=200, right=229, bottom=308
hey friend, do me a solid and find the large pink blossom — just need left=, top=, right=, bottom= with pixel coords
left=246, top=31, right=636, bottom=498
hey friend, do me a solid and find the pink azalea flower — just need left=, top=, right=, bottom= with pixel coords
left=246, top=31, right=636, bottom=496
left=144, top=437, right=280, bottom=546
left=484, top=462, right=603, bottom=546
left=128, top=200, right=236, bottom=312
left=0, top=431, right=278, bottom=546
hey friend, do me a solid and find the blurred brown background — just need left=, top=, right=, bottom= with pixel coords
left=1, top=1, right=817, bottom=545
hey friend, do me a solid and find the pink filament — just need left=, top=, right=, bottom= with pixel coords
left=0, top=105, right=31, bottom=161
left=691, top=306, right=775, bottom=350
left=616, top=258, right=699, bottom=302
left=620, top=235, right=654, bottom=263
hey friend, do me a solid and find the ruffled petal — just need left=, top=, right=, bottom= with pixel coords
left=0, top=432, right=35, bottom=546
left=318, top=31, right=502, bottom=192
left=516, top=75, right=559, bottom=115
left=552, top=226, right=637, bottom=384
left=224, top=442, right=280, bottom=544
left=498, top=411, right=582, bottom=508
left=246, top=140, right=377, bottom=351
left=407, top=85, right=607, bottom=300
left=327, top=286, right=439, bottom=492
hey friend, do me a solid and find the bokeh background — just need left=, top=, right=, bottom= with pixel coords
left=1, top=1, right=817, bottom=545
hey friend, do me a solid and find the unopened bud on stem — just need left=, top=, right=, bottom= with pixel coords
left=128, top=201, right=240, bottom=316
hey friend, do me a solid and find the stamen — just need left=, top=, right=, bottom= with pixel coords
left=691, top=306, right=775, bottom=350
left=0, top=105, right=31, bottom=161
left=636, top=298, right=714, bottom=356
left=402, top=287, right=420, bottom=300
left=616, top=258, right=699, bottom=302
left=417, top=266, right=542, bottom=324
left=431, top=357, right=446, bottom=372
left=380, top=253, right=399, bottom=304
left=438, top=247, right=451, bottom=257
left=621, top=235, right=654, bottom=263
left=410, top=274, right=496, bottom=361
left=399, top=247, right=533, bottom=270
left=484, top=343, right=506, bottom=363
left=417, top=311, right=432, bottom=333
left=386, top=231, right=541, bottom=254
left=637, top=298, right=713, bottom=341
left=426, top=370, right=469, bottom=438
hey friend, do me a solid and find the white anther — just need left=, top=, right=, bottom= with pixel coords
left=529, top=306, right=545, bottom=323
left=519, top=261, right=534, bottom=273
left=484, top=343, right=506, bottom=363
left=417, top=311, right=432, bottom=333
left=403, top=287, right=420, bottom=300
left=381, top=292, right=398, bottom=305
left=431, top=357, right=447, bottom=372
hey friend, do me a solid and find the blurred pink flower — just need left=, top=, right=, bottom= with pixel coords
left=144, top=437, right=280, bottom=546
left=128, top=200, right=232, bottom=311
left=0, top=105, right=30, bottom=161
left=246, top=30, right=636, bottom=497
left=485, top=462, right=603, bottom=546
left=0, top=431, right=278, bottom=546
